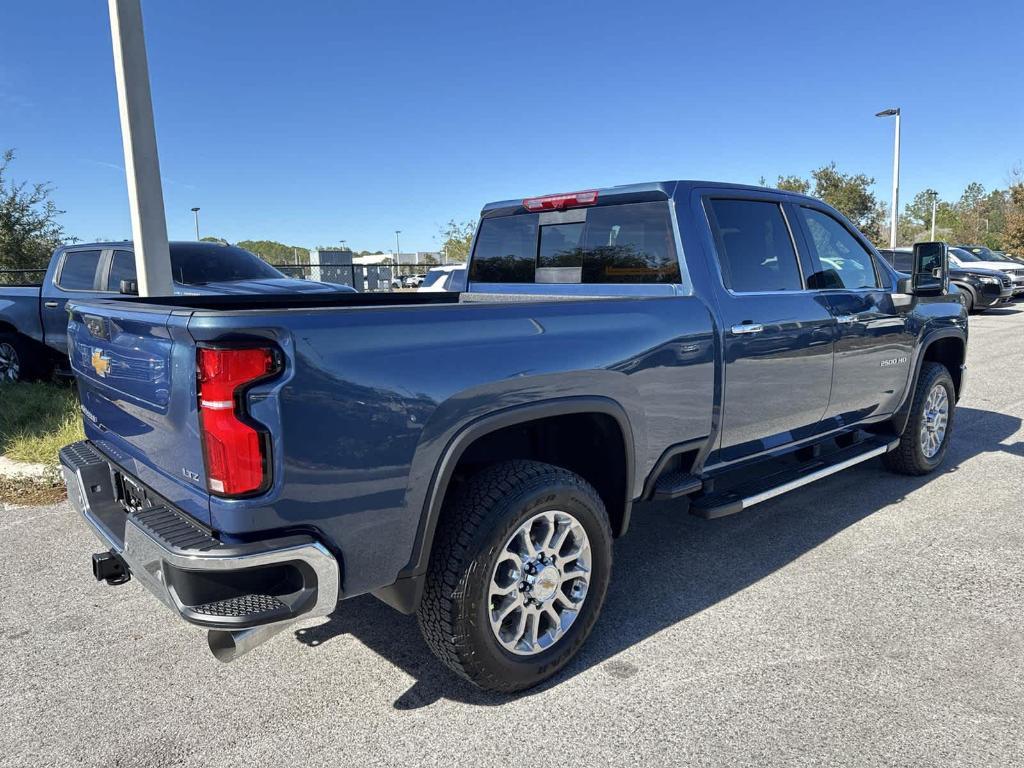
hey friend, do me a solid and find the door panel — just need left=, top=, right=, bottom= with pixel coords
left=718, top=294, right=837, bottom=460
left=792, top=205, right=915, bottom=422
left=821, top=291, right=915, bottom=421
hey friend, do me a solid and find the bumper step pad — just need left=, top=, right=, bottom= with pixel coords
left=192, top=594, right=288, bottom=619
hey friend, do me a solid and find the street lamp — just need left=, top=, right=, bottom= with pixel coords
left=875, top=107, right=900, bottom=249
left=395, top=230, right=401, bottom=262
left=190, top=207, right=200, bottom=240
left=930, top=191, right=938, bottom=240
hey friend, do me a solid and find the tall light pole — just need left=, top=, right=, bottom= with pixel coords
left=395, top=230, right=401, bottom=262
left=876, top=107, right=901, bottom=249
left=108, top=0, right=173, bottom=296
left=191, top=207, right=200, bottom=240
left=930, top=192, right=938, bottom=240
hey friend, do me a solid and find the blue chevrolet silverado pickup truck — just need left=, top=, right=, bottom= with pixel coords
left=0, top=240, right=352, bottom=381
left=60, top=181, right=967, bottom=692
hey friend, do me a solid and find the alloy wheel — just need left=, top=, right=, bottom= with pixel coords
left=487, top=510, right=592, bottom=656
left=0, top=342, right=20, bottom=382
left=919, top=383, right=949, bottom=459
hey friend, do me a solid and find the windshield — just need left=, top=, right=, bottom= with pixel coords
left=169, top=244, right=285, bottom=284
left=961, top=245, right=995, bottom=260
left=949, top=247, right=981, bottom=263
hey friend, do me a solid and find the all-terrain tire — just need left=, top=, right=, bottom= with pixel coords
left=883, top=362, right=956, bottom=475
left=416, top=460, right=613, bottom=692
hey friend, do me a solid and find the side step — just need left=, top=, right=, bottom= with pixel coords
left=652, top=470, right=703, bottom=500
left=689, top=437, right=899, bottom=519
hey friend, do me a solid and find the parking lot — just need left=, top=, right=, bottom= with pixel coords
left=1, top=308, right=1021, bottom=767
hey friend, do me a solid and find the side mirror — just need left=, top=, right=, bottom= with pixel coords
left=119, top=279, right=139, bottom=295
left=911, top=242, right=948, bottom=295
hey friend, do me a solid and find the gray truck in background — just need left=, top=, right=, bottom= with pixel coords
left=0, top=240, right=353, bottom=381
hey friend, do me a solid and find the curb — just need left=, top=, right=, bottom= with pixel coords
left=0, top=456, right=59, bottom=483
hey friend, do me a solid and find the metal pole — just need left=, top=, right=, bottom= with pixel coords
left=930, top=196, right=937, bottom=240
left=395, top=230, right=401, bottom=263
left=107, top=0, right=173, bottom=296
left=191, top=207, right=200, bottom=240
left=889, top=111, right=900, bottom=249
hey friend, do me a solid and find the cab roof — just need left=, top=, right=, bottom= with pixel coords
left=480, top=180, right=819, bottom=217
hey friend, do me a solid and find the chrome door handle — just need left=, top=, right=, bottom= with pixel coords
left=44, top=301, right=59, bottom=308
left=836, top=314, right=858, bottom=324
left=730, top=323, right=764, bottom=335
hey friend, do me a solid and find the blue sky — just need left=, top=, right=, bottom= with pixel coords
left=2, top=0, right=1021, bottom=252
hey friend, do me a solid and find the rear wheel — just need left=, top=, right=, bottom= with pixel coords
left=884, top=362, right=955, bottom=475
left=417, top=460, right=613, bottom=692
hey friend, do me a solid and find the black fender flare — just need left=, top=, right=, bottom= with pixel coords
left=890, top=327, right=967, bottom=435
left=373, top=396, right=636, bottom=613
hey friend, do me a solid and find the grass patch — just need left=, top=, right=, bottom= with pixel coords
left=0, top=381, right=84, bottom=465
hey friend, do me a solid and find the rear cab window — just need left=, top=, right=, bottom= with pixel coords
left=469, top=201, right=681, bottom=285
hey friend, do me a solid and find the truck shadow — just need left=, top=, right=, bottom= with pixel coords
left=293, top=406, right=1022, bottom=709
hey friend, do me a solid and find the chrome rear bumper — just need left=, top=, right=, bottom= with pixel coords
left=61, top=440, right=340, bottom=657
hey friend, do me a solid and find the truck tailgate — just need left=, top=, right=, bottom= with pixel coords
left=68, top=302, right=212, bottom=525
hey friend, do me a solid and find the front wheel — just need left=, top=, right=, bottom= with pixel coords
left=417, top=460, right=613, bottom=692
left=884, top=362, right=956, bottom=475
left=959, top=289, right=975, bottom=313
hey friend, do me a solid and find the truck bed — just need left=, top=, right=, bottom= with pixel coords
left=66, top=289, right=715, bottom=599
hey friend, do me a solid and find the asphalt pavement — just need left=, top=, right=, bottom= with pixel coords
left=2, top=309, right=1022, bottom=767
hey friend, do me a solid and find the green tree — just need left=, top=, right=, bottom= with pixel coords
left=1003, top=184, right=1024, bottom=255
left=0, top=149, right=73, bottom=270
left=438, top=219, right=475, bottom=264
left=236, top=239, right=310, bottom=265
left=899, top=189, right=958, bottom=244
left=775, top=174, right=811, bottom=194
left=809, top=163, right=883, bottom=243
left=950, top=182, right=993, bottom=246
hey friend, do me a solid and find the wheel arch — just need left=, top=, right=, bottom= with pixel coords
left=890, top=329, right=966, bottom=435
left=374, top=397, right=635, bottom=613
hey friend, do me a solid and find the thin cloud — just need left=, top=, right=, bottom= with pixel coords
left=81, top=158, right=197, bottom=190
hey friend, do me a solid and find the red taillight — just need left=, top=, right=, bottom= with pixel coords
left=197, top=347, right=278, bottom=496
left=522, top=189, right=599, bottom=212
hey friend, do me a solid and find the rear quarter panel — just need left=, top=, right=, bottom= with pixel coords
left=0, top=288, right=43, bottom=342
left=185, top=296, right=716, bottom=597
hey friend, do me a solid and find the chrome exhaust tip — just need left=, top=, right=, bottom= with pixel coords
left=207, top=622, right=290, bottom=663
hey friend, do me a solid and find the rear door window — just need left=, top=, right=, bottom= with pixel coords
left=705, top=199, right=802, bottom=292
left=469, top=201, right=680, bottom=284
left=57, top=249, right=103, bottom=290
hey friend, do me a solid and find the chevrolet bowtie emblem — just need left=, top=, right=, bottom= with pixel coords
left=91, top=348, right=111, bottom=378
